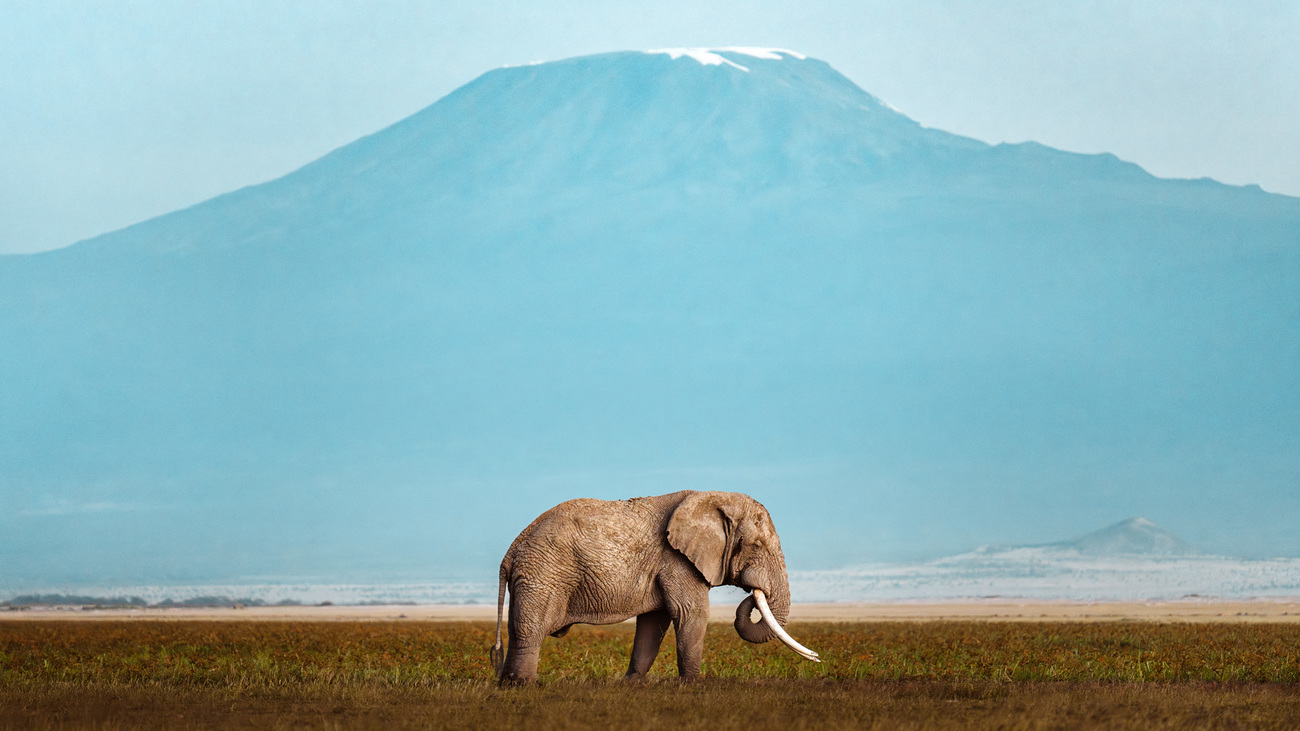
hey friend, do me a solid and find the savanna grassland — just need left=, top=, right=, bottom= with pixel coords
left=2, top=620, right=1298, bottom=729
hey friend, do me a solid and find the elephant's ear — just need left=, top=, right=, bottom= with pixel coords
left=667, top=492, right=744, bottom=586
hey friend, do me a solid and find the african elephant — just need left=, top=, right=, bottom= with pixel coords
left=490, top=490, right=819, bottom=683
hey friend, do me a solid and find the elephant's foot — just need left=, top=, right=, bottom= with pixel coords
left=500, top=643, right=541, bottom=686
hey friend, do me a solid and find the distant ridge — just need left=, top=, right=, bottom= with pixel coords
left=794, top=519, right=1297, bottom=602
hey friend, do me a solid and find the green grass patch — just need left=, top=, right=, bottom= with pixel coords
left=6, top=620, right=1297, bottom=686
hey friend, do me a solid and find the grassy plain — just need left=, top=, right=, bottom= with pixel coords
left=2, top=620, right=1298, bottom=729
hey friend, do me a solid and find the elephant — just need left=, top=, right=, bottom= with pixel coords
left=490, top=490, right=819, bottom=683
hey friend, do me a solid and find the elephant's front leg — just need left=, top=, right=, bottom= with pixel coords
left=625, top=609, right=671, bottom=679
left=672, top=608, right=709, bottom=679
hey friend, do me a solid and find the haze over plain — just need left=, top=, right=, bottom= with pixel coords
left=2, top=47, right=1297, bottom=598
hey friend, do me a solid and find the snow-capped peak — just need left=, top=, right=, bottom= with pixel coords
left=644, top=47, right=807, bottom=72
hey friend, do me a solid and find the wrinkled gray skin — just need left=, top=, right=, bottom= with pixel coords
left=490, top=490, right=792, bottom=684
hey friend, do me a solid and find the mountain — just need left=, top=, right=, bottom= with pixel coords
left=3, top=48, right=1299, bottom=590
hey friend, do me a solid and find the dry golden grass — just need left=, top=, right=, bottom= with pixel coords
left=3, top=620, right=1298, bottom=729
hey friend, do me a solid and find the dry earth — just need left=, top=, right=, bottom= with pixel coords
left=5, top=599, right=1300, bottom=623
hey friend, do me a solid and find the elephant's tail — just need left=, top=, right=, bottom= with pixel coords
left=490, top=558, right=509, bottom=679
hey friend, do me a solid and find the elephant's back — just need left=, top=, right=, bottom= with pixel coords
left=505, top=498, right=612, bottom=559
left=505, top=497, right=670, bottom=576
left=514, top=497, right=647, bottom=542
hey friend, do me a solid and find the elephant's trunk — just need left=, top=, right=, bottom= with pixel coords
left=733, top=565, right=791, bottom=644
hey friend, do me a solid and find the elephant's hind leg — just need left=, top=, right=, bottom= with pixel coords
left=501, top=587, right=569, bottom=685
left=625, top=609, right=672, bottom=679
left=501, top=621, right=542, bottom=685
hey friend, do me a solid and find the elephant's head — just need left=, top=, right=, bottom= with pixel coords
left=667, top=491, right=820, bottom=661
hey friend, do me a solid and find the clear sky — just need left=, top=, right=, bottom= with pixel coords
left=2, top=0, right=1297, bottom=255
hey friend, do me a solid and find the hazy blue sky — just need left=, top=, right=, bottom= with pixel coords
left=2, top=0, right=1297, bottom=255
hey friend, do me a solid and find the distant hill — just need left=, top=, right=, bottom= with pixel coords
left=1048, top=517, right=1200, bottom=556
left=2, top=48, right=1298, bottom=588
left=971, top=517, right=1200, bottom=557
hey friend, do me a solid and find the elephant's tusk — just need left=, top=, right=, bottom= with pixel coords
left=753, top=590, right=821, bottom=663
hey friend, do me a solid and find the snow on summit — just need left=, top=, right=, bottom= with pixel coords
left=644, top=47, right=807, bottom=71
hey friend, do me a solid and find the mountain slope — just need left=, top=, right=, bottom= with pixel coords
left=2, top=48, right=1298, bottom=588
